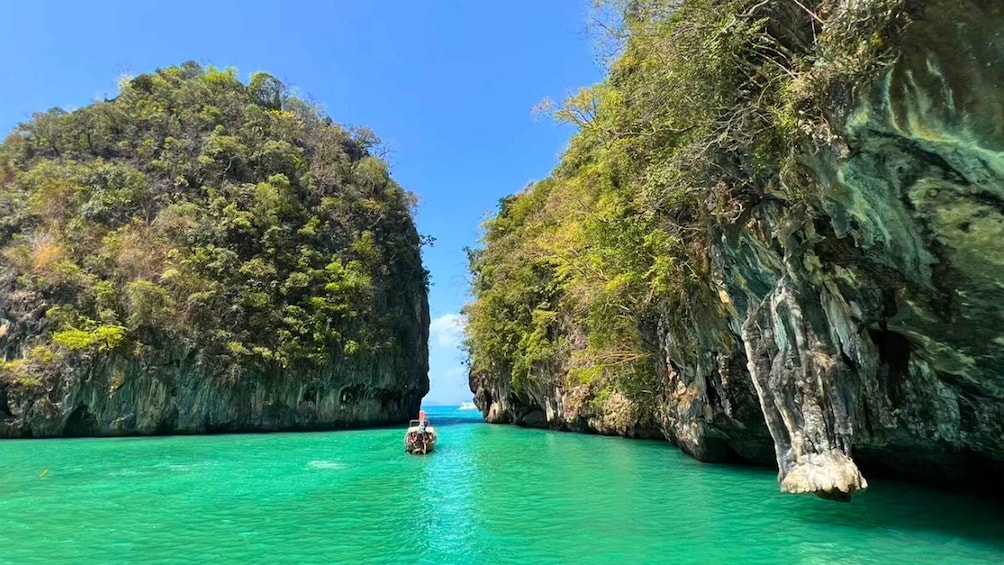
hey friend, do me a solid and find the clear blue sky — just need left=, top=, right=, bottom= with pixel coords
left=0, top=0, right=603, bottom=405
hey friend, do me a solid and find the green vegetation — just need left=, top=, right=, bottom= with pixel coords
left=465, top=0, right=909, bottom=404
left=0, top=62, right=426, bottom=385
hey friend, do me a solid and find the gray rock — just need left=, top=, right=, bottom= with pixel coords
left=0, top=281, right=429, bottom=438
left=472, top=0, right=1004, bottom=499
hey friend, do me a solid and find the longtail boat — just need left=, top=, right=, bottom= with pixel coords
left=405, top=410, right=437, bottom=455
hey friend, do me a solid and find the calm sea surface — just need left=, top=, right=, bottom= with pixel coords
left=1, top=406, right=1001, bottom=564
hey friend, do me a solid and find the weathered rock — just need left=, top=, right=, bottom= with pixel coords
left=0, top=291, right=429, bottom=438
left=0, top=65, right=432, bottom=438
left=472, top=0, right=1004, bottom=499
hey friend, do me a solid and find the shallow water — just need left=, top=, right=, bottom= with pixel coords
left=1, top=406, right=1001, bottom=564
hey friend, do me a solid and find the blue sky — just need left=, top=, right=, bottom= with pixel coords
left=0, top=0, right=604, bottom=405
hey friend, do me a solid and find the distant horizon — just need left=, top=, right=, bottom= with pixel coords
left=422, top=398, right=476, bottom=407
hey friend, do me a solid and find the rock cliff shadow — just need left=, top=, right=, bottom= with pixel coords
left=788, top=483, right=1004, bottom=552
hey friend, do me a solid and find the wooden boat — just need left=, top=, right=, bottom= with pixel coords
left=405, top=411, right=437, bottom=455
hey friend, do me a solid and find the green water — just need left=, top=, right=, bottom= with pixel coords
left=1, top=407, right=1002, bottom=564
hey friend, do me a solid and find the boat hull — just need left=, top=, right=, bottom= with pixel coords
left=405, top=426, right=437, bottom=455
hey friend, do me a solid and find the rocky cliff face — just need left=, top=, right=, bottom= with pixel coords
left=2, top=355, right=428, bottom=438
left=0, top=288, right=429, bottom=438
left=471, top=0, right=1004, bottom=499
left=0, top=64, right=430, bottom=437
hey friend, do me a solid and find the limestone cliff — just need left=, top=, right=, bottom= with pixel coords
left=0, top=340, right=429, bottom=438
left=0, top=64, right=429, bottom=437
left=468, top=0, right=1004, bottom=500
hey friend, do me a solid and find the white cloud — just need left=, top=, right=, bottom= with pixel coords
left=429, top=313, right=466, bottom=348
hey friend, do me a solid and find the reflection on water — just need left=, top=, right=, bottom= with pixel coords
left=0, top=406, right=1000, bottom=564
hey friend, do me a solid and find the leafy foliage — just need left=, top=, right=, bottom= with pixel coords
left=0, top=63, right=427, bottom=385
left=465, top=0, right=909, bottom=402
left=53, top=326, right=127, bottom=353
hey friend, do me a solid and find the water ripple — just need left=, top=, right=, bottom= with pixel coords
left=307, top=460, right=344, bottom=470
left=0, top=408, right=1000, bottom=564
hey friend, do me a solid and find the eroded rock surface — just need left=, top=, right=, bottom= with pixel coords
left=472, top=0, right=1004, bottom=499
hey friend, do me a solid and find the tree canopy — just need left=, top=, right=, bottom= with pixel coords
left=0, top=62, right=427, bottom=387
left=465, top=0, right=908, bottom=407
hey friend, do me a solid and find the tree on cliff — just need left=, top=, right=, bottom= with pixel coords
left=0, top=62, right=428, bottom=388
left=465, top=0, right=909, bottom=412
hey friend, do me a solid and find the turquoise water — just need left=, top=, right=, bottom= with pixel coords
left=1, top=406, right=1002, bottom=564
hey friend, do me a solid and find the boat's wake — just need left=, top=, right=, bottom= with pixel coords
left=307, top=460, right=344, bottom=470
